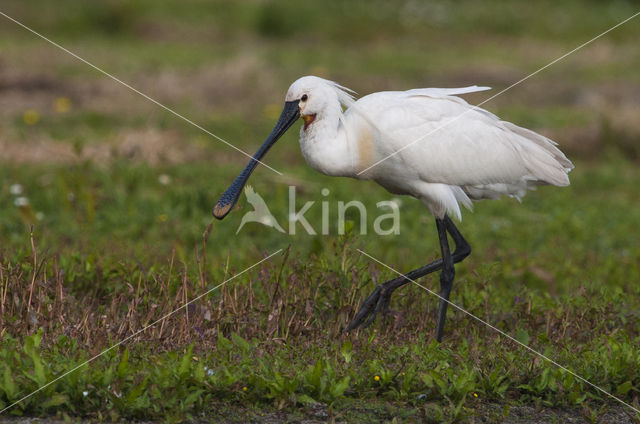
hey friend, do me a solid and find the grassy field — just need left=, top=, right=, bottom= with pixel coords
left=1, top=0, right=640, bottom=422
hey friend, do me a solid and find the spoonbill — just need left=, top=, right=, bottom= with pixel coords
left=213, top=76, right=573, bottom=341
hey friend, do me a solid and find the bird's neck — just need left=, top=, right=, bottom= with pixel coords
left=299, top=105, right=356, bottom=177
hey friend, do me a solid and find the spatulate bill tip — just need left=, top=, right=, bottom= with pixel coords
left=212, top=201, right=233, bottom=220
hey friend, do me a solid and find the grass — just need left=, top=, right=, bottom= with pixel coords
left=1, top=0, right=640, bottom=422
left=1, top=156, right=639, bottom=422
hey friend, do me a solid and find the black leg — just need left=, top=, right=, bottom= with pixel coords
left=434, top=218, right=453, bottom=341
left=436, top=215, right=470, bottom=341
left=345, top=214, right=471, bottom=335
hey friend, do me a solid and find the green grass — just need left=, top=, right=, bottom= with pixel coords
left=1, top=156, right=639, bottom=422
left=1, top=0, right=640, bottom=422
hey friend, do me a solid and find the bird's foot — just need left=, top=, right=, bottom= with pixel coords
left=345, top=284, right=393, bottom=332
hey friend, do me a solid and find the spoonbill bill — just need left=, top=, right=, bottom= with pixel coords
left=213, top=76, right=573, bottom=341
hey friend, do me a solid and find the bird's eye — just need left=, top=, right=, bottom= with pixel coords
left=301, top=94, right=308, bottom=102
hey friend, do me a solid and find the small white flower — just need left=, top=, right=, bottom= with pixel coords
left=14, top=197, right=29, bottom=207
left=10, top=184, right=23, bottom=195
left=82, top=391, right=89, bottom=397
left=207, top=369, right=215, bottom=376
left=158, top=174, right=171, bottom=185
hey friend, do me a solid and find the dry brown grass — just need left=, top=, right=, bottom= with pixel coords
left=1, top=227, right=632, bottom=362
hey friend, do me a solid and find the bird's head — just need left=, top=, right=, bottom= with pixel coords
left=212, top=76, right=354, bottom=220
left=286, top=76, right=355, bottom=131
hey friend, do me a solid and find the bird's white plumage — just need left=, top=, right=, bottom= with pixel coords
left=287, top=76, right=573, bottom=220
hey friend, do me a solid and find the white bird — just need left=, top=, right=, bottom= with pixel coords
left=213, top=76, right=573, bottom=341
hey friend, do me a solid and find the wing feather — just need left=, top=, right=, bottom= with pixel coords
left=349, top=90, right=572, bottom=189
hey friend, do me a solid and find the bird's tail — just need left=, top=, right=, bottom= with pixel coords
left=505, top=122, right=574, bottom=187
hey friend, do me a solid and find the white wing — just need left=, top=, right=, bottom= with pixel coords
left=342, top=88, right=572, bottom=219
left=405, top=85, right=491, bottom=97
left=350, top=90, right=572, bottom=189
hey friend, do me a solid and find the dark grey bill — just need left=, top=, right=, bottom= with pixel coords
left=213, top=100, right=300, bottom=219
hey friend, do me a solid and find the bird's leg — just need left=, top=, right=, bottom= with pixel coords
left=345, top=214, right=471, bottom=333
left=433, top=215, right=471, bottom=341
left=345, top=263, right=442, bottom=332
left=434, top=217, right=454, bottom=342
left=443, top=215, right=471, bottom=259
